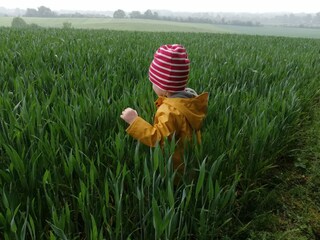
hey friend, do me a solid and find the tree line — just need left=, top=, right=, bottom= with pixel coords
left=25, top=6, right=57, bottom=17
left=22, top=6, right=320, bottom=28
left=23, top=7, right=261, bottom=27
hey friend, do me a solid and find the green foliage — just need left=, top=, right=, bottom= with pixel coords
left=62, top=22, right=72, bottom=29
left=0, top=28, right=319, bottom=239
left=24, top=6, right=56, bottom=17
left=11, top=17, right=28, bottom=28
left=11, top=17, right=41, bottom=29
left=113, top=9, right=126, bottom=18
left=243, top=98, right=320, bottom=239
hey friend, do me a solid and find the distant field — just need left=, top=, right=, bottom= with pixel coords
left=0, top=16, right=319, bottom=38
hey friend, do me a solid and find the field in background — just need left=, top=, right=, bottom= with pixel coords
left=1, top=16, right=320, bottom=38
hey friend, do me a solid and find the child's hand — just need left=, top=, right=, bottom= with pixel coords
left=120, top=108, right=138, bottom=124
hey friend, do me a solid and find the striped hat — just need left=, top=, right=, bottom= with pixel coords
left=149, top=44, right=190, bottom=92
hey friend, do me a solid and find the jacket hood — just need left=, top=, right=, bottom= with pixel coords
left=155, top=92, right=209, bottom=130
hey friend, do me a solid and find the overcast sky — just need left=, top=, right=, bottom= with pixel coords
left=0, top=0, right=319, bottom=13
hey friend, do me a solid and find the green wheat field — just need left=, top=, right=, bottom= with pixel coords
left=1, top=17, right=320, bottom=38
left=0, top=27, right=319, bottom=239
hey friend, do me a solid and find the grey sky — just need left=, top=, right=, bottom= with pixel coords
left=0, top=0, right=319, bottom=13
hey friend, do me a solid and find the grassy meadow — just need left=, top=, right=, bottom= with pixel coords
left=1, top=17, right=320, bottom=38
left=0, top=26, right=319, bottom=239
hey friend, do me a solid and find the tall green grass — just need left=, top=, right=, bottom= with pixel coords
left=0, top=27, right=319, bottom=239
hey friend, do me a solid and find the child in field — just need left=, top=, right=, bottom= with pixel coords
left=120, top=44, right=208, bottom=174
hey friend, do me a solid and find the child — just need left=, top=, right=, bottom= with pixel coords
left=120, top=44, right=208, bottom=174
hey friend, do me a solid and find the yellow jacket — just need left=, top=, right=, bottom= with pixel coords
left=126, top=92, right=209, bottom=171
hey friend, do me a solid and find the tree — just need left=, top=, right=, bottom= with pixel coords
left=113, top=9, right=126, bottom=18
left=24, top=6, right=56, bottom=17
left=315, top=12, right=320, bottom=24
left=11, top=17, right=28, bottom=28
left=130, top=11, right=142, bottom=18
left=143, top=9, right=153, bottom=19
left=37, top=6, right=56, bottom=17
left=25, top=8, right=38, bottom=17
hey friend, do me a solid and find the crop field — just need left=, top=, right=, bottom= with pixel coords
left=1, top=17, right=320, bottom=38
left=0, top=27, right=319, bottom=239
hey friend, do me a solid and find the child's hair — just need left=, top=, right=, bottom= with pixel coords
left=149, top=44, right=190, bottom=92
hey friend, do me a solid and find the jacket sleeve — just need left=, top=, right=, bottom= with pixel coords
left=126, top=107, right=176, bottom=147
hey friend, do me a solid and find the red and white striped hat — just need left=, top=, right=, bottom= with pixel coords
left=149, top=44, right=190, bottom=92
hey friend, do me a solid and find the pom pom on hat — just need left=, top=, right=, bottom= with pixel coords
left=149, top=44, right=190, bottom=92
